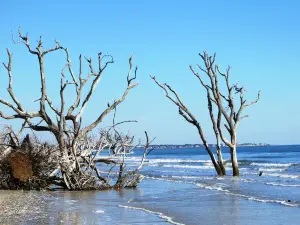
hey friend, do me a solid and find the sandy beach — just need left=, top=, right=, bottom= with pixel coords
left=1, top=175, right=299, bottom=225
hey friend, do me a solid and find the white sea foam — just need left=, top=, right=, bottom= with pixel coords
left=195, top=182, right=300, bottom=207
left=196, top=183, right=229, bottom=192
left=265, top=182, right=300, bottom=187
left=125, top=157, right=145, bottom=162
left=150, top=164, right=214, bottom=169
left=242, top=171, right=299, bottom=179
left=149, top=159, right=210, bottom=163
left=227, top=193, right=299, bottom=207
left=151, top=170, right=187, bottom=173
left=124, top=157, right=211, bottom=164
left=94, top=210, right=105, bottom=213
left=250, top=163, right=294, bottom=167
left=147, top=176, right=299, bottom=207
left=241, top=172, right=259, bottom=175
left=146, top=176, right=191, bottom=184
left=157, top=175, right=254, bottom=184
left=168, top=175, right=217, bottom=180
left=258, top=168, right=287, bottom=172
left=119, top=205, right=186, bottom=225
left=147, top=170, right=300, bottom=208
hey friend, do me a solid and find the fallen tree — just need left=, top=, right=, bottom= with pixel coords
left=0, top=125, right=152, bottom=190
left=0, top=29, right=151, bottom=190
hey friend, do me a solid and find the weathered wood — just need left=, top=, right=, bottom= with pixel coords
left=0, top=29, right=145, bottom=190
left=151, top=77, right=225, bottom=176
left=192, top=52, right=260, bottom=176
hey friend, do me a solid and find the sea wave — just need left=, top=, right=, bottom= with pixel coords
left=227, top=193, right=299, bottom=207
left=94, top=210, right=105, bottom=213
left=159, top=175, right=254, bottom=183
left=258, top=168, right=287, bottom=172
left=146, top=176, right=299, bottom=207
left=146, top=176, right=190, bottom=184
left=196, top=182, right=299, bottom=207
left=163, top=175, right=217, bottom=180
left=119, top=205, right=186, bottom=225
left=125, top=157, right=146, bottom=162
left=266, top=182, right=300, bottom=187
left=124, top=157, right=211, bottom=164
left=150, top=170, right=187, bottom=173
left=265, top=182, right=300, bottom=187
left=241, top=172, right=260, bottom=175
left=149, top=159, right=210, bottom=163
left=196, top=183, right=229, bottom=192
left=150, top=164, right=214, bottom=169
left=250, top=163, right=295, bottom=167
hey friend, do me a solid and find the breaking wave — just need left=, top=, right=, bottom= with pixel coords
left=258, top=168, right=287, bottom=172
left=161, top=164, right=214, bottom=169
left=145, top=176, right=299, bottom=208
left=265, top=182, right=300, bottom=187
left=250, top=163, right=296, bottom=167
left=148, top=159, right=210, bottom=163
left=226, top=193, right=299, bottom=207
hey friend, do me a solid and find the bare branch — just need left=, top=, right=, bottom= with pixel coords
left=16, top=27, right=38, bottom=55
left=190, top=65, right=211, bottom=90
left=81, top=56, right=138, bottom=134
left=245, top=91, right=261, bottom=107
left=42, top=40, right=64, bottom=56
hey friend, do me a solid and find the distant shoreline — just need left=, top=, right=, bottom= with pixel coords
left=136, top=143, right=271, bottom=149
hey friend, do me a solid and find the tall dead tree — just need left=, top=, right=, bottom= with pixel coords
left=189, top=52, right=260, bottom=176
left=151, top=52, right=260, bottom=176
left=0, top=28, right=143, bottom=189
left=150, top=77, right=226, bottom=176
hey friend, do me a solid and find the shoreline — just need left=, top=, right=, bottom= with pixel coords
left=1, top=178, right=299, bottom=225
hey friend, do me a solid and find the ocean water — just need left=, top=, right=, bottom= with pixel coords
left=1, top=145, right=300, bottom=225
left=123, top=145, right=300, bottom=224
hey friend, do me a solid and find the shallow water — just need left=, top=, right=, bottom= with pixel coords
left=1, top=145, right=300, bottom=224
left=0, top=188, right=169, bottom=225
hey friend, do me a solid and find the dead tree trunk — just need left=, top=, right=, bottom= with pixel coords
left=207, top=92, right=226, bottom=175
left=152, top=52, right=260, bottom=177
left=151, top=77, right=225, bottom=176
left=230, top=145, right=239, bottom=176
left=190, top=52, right=260, bottom=176
left=196, top=125, right=224, bottom=176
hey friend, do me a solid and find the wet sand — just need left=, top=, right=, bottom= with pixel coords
left=0, top=187, right=168, bottom=225
left=1, top=178, right=299, bottom=225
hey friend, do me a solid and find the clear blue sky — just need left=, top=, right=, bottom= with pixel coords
left=0, top=0, right=299, bottom=145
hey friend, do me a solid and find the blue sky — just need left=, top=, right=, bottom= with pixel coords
left=0, top=0, right=299, bottom=144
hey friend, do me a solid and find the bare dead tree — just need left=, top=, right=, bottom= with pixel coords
left=189, top=52, right=260, bottom=176
left=0, top=28, right=143, bottom=189
left=151, top=52, right=260, bottom=176
left=150, top=77, right=226, bottom=176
